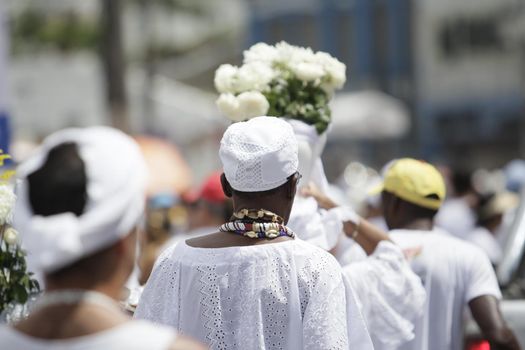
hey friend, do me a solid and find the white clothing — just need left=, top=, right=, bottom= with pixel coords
left=135, top=238, right=373, bottom=350
left=334, top=217, right=387, bottom=266
left=0, top=320, right=176, bottom=350
left=335, top=237, right=367, bottom=266
left=287, top=196, right=344, bottom=251
left=467, top=227, right=502, bottom=265
left=435, top=198, right=476, bottom=240
left=390, top=228, right=502, bottom=350
left=344, top=241, right=426, bottom=350
left=14, top=126, right=148, bottom=273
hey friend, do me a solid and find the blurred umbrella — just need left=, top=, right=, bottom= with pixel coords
left=329, top=90, right=411, bottom=140
left=135, top=136, right=192, bottom=196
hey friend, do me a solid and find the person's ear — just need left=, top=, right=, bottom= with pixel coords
left=220, top=173, right=233, bottom=198
left=287, top=174, right=298, bottom=199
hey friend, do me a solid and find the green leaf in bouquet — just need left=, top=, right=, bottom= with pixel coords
left=13, top=284, right=29, bottom=304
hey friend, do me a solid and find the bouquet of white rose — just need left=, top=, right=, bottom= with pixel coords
left=214, top=41, right=346, bottom=134
left=0, top=152, right=40, bottom=318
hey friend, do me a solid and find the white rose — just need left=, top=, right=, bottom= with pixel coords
left=325, top=61, right=346, bottom=89
left=237, top=91, right=270, bottom=120
left=235, top=62, right=275, bottom=92
left=243, top=43, right=278, bottom=64
left=315, top=52, right=346, bottom=89
left=3, top=227, right=18, bottom=245
left=0, top=184, right=16, bottom=226
left=292, top=62, right=325, bottom=82
left=214, top=64, right=239, bottom=93
left=216, top=93, right=243, bottom=121
left=276, top=41, right=315, bottom=67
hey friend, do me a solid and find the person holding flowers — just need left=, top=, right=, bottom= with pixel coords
left=135, top=116, right=374, bottom=349
left=212, top=41, right=427, bottom=350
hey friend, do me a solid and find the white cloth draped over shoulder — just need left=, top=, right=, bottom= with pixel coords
left=135, top=238, right=374, bottom=350
left=0, top=320, right=176, bottom=350
left=285, top=119, right=346, bottom=251
left=343, top=241, right=426, bottom=350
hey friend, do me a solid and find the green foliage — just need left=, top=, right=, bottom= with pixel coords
left=264, top=74, right=331, bottom=134
left=0, top=232, right=40, bottom=313
left=11, top=9, right=100, bottom=53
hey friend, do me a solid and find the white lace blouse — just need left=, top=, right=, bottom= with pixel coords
left=135, top=238, right=373, bottom=350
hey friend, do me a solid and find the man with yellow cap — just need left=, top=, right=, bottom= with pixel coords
left=378, top=158, right=520, bottom=350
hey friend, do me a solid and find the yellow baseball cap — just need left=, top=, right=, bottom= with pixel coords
left=373, top=158, right=446, bottom=210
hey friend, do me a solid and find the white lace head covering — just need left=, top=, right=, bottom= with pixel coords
left=14, top=126, right=148, bottom=273
left=219, top=116, right=298, bottom=192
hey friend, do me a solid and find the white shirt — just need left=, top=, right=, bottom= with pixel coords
left=435, top=198, right=476, bottom=240
left=344, top=241, right=426, bottom=350
left=0, top=320, right=176, bottom=350
left=135, top=238, right=373, bottom=350
left=390, top=228, right=502, bottom=350
left=467, top=227, right=502, bottom=265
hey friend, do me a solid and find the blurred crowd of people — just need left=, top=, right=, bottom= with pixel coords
left=0, top=118, right=523, bottom=350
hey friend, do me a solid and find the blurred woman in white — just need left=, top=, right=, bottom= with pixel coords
left=0, top=127, right=204, bottom=350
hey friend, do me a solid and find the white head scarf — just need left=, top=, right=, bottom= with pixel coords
left=14, top=126, right=148, bottom=273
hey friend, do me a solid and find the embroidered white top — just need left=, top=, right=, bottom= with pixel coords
left=135, top=238, right=373, bottom=350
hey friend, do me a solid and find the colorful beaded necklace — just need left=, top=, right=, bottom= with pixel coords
left=219, top=208, right=295, bottom=239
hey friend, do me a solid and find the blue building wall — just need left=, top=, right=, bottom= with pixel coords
left=247, top=0, right=524, bottom=162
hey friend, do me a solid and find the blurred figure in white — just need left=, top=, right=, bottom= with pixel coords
left=1, top=127, right=205, bottom=350
left=380, top=158, right=519, bottom=350
left=505, top=159, right=525, bottom=194
left=468, top=192, right=519, bottom=266
left=435, top=171, right=479, bottom=239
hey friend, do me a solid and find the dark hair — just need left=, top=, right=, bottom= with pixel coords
left=452, top=171, right=473, bottom=196
left=27, top=142, right=115, bottom=282
left=403, top=196, right=439, bottom=220
left=28, top=142, right=87, bottom=217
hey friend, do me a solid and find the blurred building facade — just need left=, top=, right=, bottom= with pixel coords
left=248, top=0, right=525, bottom=170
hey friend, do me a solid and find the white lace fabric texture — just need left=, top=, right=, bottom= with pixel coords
left=344, top=241, right=426, bottom=349
left=135, top=239, right=373, bottom=350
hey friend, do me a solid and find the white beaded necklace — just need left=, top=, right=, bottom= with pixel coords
left=33, top=289, right=121, bottom=313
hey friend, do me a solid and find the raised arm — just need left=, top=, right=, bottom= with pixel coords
left=469, top=295, right=520, bottom=350
left=301, top=183, right=390, bottom=255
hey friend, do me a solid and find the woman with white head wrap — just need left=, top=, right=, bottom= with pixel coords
left=0, top=126, right=205, bottom=350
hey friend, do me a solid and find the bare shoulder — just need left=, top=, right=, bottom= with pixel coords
left=169, top=335, right=208, bottom=350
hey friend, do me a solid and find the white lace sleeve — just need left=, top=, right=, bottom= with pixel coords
left=344, top=241, right=426, bottom=348
left=300, top=250, right=373, bottom=350
left=134, top=245, right=180, bottom=327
